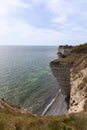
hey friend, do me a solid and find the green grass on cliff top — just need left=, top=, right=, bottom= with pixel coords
left=61, top=43, right=87, bottom=63
left=0, top=110, right=87, bottom=130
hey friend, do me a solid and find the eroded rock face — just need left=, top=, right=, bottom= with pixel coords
left=50, top=55, right=87, bottom=114
left=43, top=60, right=72, bottom=116
left=50, top=60, right=72, bottom=96
left=69, top=56, right=87, bottom=113
left=49, top=44, right=87, bottom=114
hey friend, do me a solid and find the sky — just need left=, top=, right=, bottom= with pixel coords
left=0, top=0, right=87, bottom=46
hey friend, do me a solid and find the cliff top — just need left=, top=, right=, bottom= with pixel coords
left=59, top=45, right=73, bottom=49
left=52, top=43, right=87, bottom=65
left=0, top=43, right=87, bottom=129
left=60, top=43, right=87, bottom=63
left=0, top=98, right=87, bottom=130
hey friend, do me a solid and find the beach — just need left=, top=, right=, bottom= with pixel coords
left=42, top=89, right=69, bottom=116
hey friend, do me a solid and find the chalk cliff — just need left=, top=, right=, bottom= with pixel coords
left=50, top=60, right=72, bottom=96
left=50, top=45, right=73, bottom=96
left=0, top=44, right=87, bottom=130
left=69, top=56, right=87, bottom=113
left=0, top=44, right=87, bottom=116
left=50, top=43, right=87, bottom=114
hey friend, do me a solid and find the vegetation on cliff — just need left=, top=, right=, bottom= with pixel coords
left=0, top=106, right=87, bottom=130
left=0, top=43, right=87, bottom=130
left=61, top=43, right=87, bottom=63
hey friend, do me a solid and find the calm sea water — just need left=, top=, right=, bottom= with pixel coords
left=0, top=46, right=59, bottom=114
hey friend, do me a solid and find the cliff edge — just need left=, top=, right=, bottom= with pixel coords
left=0, top=44, right=87, bottom=130
left=50, top=43, right=87, bottom=114
left=0, top=98, right=29, bottom=114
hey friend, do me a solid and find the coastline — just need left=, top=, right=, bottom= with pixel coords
left=42, top=89, right=61, bottom=115
left=42, top=89, right=69, bottom=116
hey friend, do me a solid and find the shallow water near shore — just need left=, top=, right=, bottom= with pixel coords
left=0, top=46, right=59, bottom=114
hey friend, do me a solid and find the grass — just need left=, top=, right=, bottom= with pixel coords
left=0, top=43, right=87, bottom=130
left=60, top=43, right=87, bottom=64
left=0, top=110, right=87, bottom=130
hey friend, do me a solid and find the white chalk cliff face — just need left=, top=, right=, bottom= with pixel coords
left=51, top=44, right=87, bottom=114
left=48, top=44, right=87, bottom=115
left=69, top=56, right=87, bottom=113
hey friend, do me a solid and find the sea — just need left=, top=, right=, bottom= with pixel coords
left=0, top=46, right=59, bottom=114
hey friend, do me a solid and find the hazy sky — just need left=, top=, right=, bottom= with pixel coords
left=0, top=0, right=87, bottom=46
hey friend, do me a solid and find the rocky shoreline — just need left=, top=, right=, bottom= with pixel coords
left=0, top=43, right=87, bottom=116
left=43, top=43, right=87, bottom=115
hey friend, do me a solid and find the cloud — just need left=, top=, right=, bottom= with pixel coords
left=0, top=0, right=32, bottom=17
left=0, top=0, right=87, bottom=45
left=1, top=17, right=87, bottom=46
left=32, top=0, right=76, bottom=24
left=0, top=0, right=68, bottom=46
left=32, top=0, right=87, bottom=26
left=44, top=0, right=79, bottom=25
left=0, top=17, right=67, bottom=45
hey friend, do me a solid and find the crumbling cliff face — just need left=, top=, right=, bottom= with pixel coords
left=50, top=44, right=87, bottom=114
left=50, top=60, right=72, bottom=96
left=50, top=45, right=73, bottom=97
left=69, top=56, right=87, bottom=113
